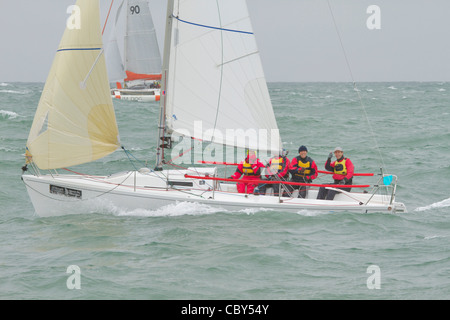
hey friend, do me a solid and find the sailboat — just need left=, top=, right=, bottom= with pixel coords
left=22, top=0, right=406, bottom=217
left=105, top=0, right=162, bottom=102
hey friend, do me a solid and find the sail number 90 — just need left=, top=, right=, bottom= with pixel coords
left=130, top=5, right=140, bottom=14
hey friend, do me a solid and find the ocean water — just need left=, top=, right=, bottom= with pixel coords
left=0, top=81, right=449, bottom=301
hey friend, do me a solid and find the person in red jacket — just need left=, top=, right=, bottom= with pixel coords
left=230, top=150, right=265, bottom=194
left=257, top=149, right=290, bottom=196
left=288, top=145, right=318, bottom=198
left=316, top=146, right=354, bottom=200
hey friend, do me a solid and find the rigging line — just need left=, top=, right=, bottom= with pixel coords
left=121, top=146, right=147, bottom=170
left=102, top=0, right=115, bottom=35
left=172, top=15, right=253, bottom=35
left=326, top=0, right=386, bottom=171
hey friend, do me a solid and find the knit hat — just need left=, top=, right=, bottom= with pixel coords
left=298, top=145, right=308, bottom=152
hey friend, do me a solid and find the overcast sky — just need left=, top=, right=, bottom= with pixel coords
left=1, top=0, right=450, bottom=82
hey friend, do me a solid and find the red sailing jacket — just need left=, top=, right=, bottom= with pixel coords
left=325, top=156, right=354, bottom=181
left=231, top=156, right=265, bottom=180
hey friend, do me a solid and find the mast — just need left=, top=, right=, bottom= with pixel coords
left=123, top=0, right=129, bottom=84
left=155, top=0, right=175, bottom=170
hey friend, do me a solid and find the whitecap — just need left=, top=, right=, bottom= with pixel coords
left=238, top=207, right=275, bottom=215
left=424, top=235, right=447, bottom=240
left=117, top=201, right=224, bottom=217
left=0, top=82, right=8, bottom=86
left=0, top=110, right=19, bottom=119
left=414, top=198, right=450, bottom=211
left=295, top=209, right=332, bottom=217
left=0, top=89, right=29, bottom=94
left=388, top=86, right=397, bottom=90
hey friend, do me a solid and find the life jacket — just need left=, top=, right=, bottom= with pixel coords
left=334, top=158, right=347, bottom=175
left=242, top=161, right=257, bottom=176
left=294, top=157, right=311, bottom=177
left=269, top=157, right=284, bottom=173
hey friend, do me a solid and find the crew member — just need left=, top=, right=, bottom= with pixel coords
left=230, top=150, right=265, bottom=194
left=258, top=149, right=290, bottom=196
left=316, top=146, right=354, bottom=200
left=289, top=145, right=318, bottom=198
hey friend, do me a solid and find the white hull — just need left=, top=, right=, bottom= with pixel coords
left=111, top=88, right=160, bottom=102
left=22, top=168, right=407, bottom=217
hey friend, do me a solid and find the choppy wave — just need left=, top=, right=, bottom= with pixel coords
left=0, top=110, right=19, bottom=119
left=117, top=201, right=225, bottom=217
left=295, top=209, right=334, bottom=217
left=424, top=235, right=448, bottom=240
left=3, top=82, right=450, bottom=300
left=0, top=89, right=29, bottom=94
left=414, top=197, right=450, bottom=211
left=113, top=201, right=284, bottom=217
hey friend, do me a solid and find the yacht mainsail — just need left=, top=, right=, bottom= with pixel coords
left=159, top=0, right=281, bottom=161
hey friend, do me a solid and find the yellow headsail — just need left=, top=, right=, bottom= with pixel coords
left=26, top=0, right=120, bottom=170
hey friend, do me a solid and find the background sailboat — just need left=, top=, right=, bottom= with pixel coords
left=105, top=0, right=162, bottom=102
left=22, top=0, right=406, bottom=217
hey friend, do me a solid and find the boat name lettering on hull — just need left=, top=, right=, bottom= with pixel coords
left=50, top=185, right=82, bottom=199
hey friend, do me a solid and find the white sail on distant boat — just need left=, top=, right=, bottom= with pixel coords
left=105, top=0, right=162, bottom=102
left=22, top=0, right=406, bottom=217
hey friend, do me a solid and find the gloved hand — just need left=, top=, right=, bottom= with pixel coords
left=298, top=167, right=306, bottom=173
left=328, top=152, right=333, bottom=159
left=339, top=179, right=346, bottom=185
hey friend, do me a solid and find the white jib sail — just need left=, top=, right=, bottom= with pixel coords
left=104, top=0, right=127, bottom=82
left=26, top=0, right=120, bottom=170
left=163, top=0, right=281, bottom=155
